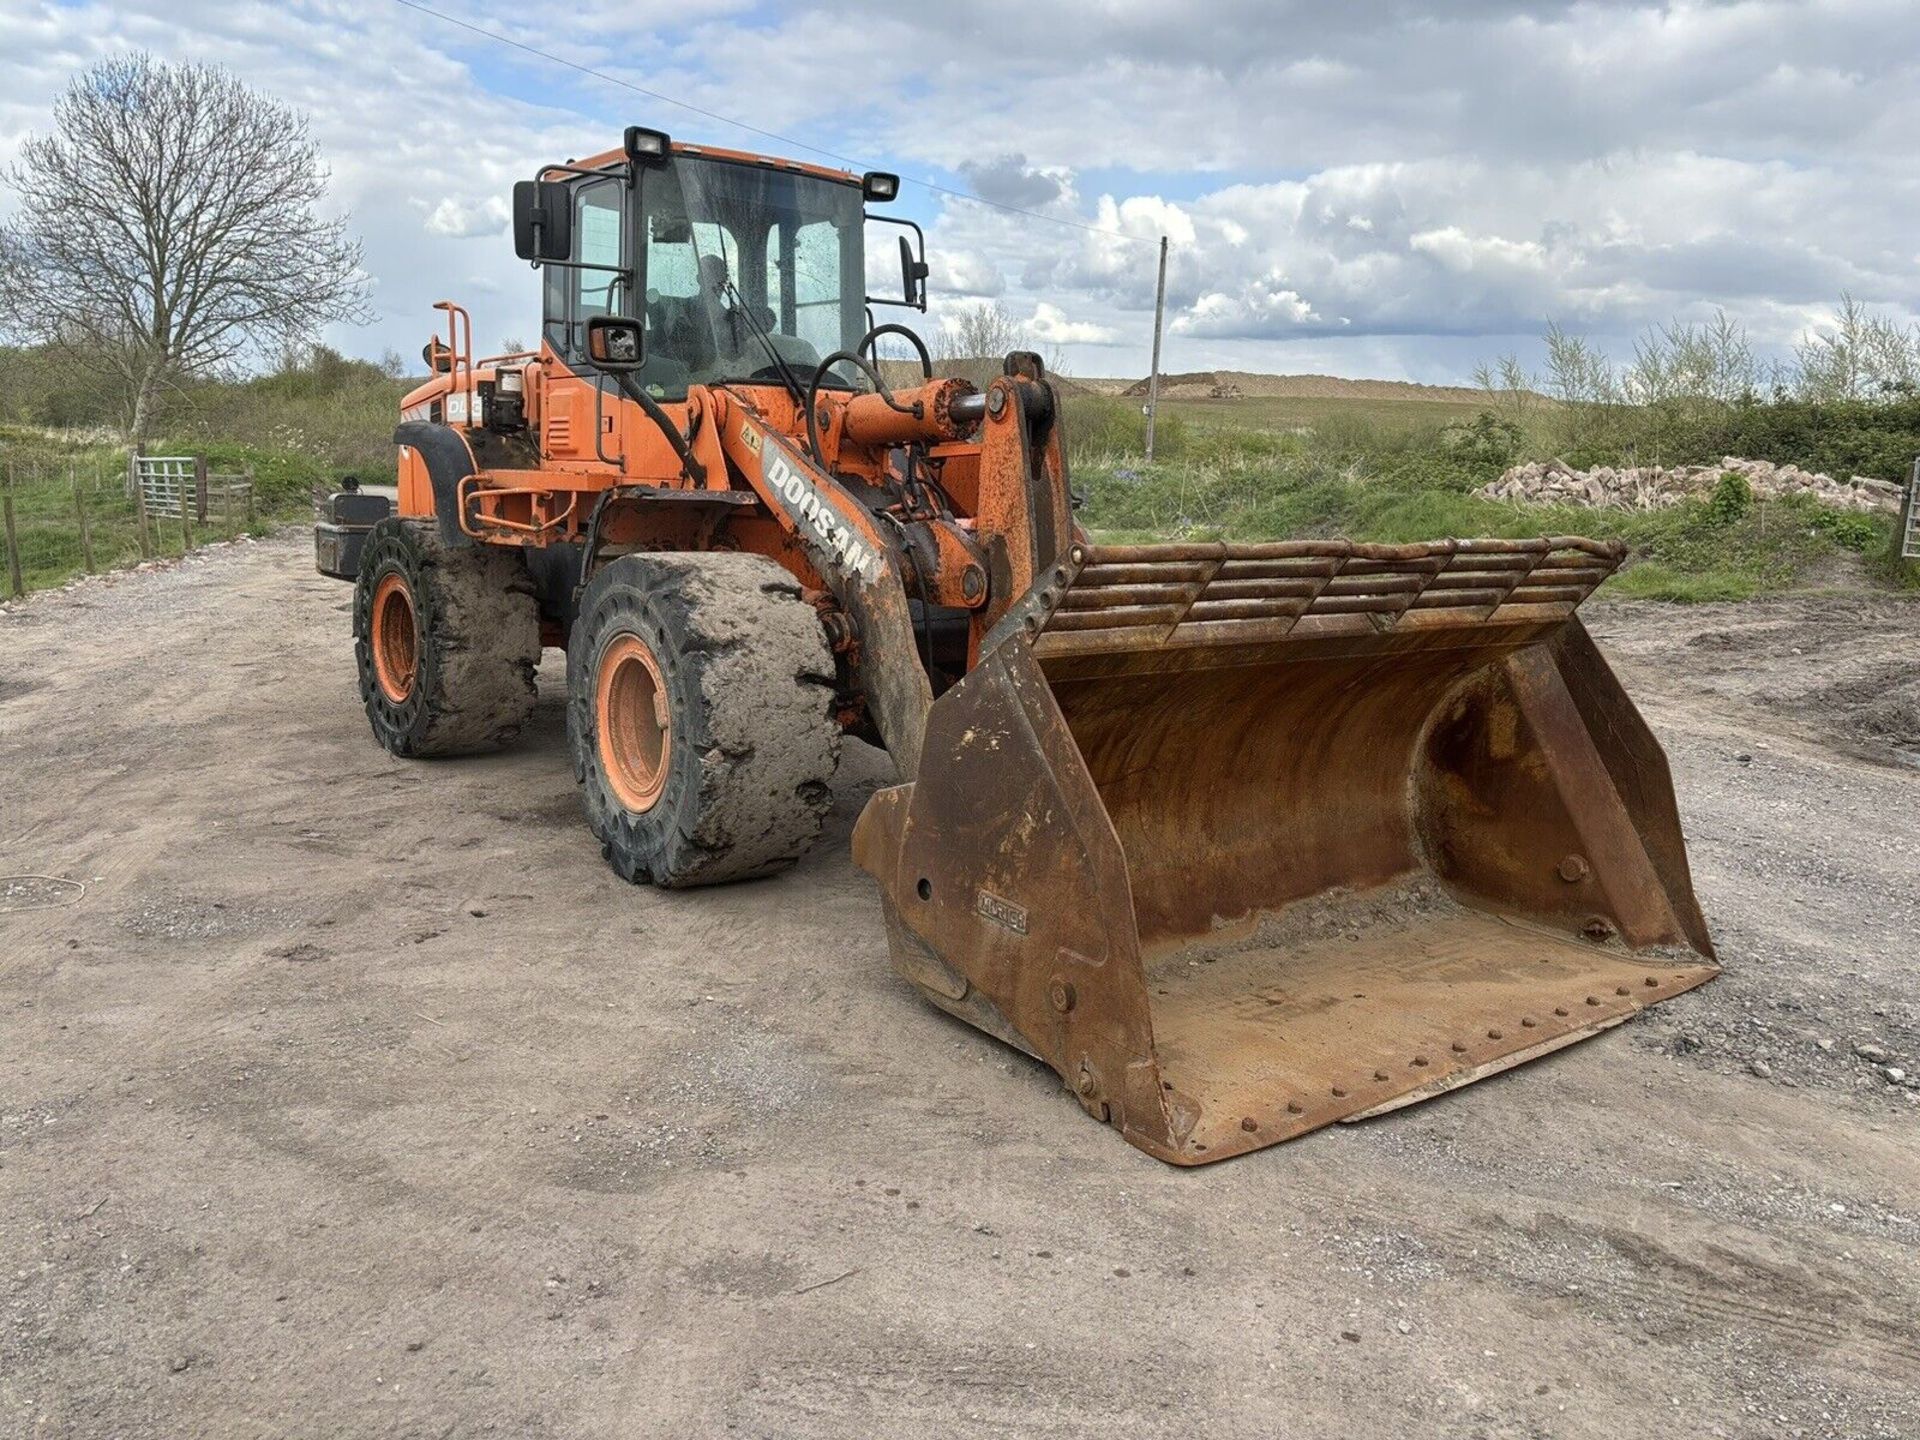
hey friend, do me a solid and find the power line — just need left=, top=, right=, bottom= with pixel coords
left=388, top=0, right=1154, bottom=246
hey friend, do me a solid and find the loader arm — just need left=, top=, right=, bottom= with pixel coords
left=709, top=389, right=934, bottom=776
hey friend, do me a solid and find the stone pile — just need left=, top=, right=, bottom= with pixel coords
left=1478, top=457, right=1904, bottom=514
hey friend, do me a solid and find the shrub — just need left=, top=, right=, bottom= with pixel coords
left=1439, top=410, right=1522, bottom=466
left=1706, top=471, right=1753, bottom=525
left=1801, top=503, right=1884, bottom=554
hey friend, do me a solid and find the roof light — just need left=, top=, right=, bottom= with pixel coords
left=862, top=171, right=900, bottom=203
left=625, top=126, right=670, bottom=163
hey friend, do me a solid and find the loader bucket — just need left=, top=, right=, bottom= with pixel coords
left=852, top=538, right=1718, bottom=1165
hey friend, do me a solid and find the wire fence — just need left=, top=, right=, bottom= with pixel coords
left=1, top=451, right=258, bottom=599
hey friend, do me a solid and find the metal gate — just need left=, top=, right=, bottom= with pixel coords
left=135, top=456, right=198, bottom=519
left=1904, top=457, right=1920, bottom=561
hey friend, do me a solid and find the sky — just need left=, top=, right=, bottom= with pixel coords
left=1, top=0, right=1915, bottom=385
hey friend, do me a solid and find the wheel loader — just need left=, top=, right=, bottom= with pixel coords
left=315, top=126, right=1717, bottom=1164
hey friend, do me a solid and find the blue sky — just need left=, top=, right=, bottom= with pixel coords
left=3, top=0, right=1917, bottom=385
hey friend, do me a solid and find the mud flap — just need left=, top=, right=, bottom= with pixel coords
left=851, top=538, right=1718, bottom=1165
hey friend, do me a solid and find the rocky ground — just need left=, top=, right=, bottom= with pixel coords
left=1480, top=456, right=1906, bottom=513
left=2, top=536, right=1916, bottom=1439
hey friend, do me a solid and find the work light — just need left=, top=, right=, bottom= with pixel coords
left=625, top=127, right=671, bottom=163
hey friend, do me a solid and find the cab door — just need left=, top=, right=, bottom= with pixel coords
left=541, top=177, right=627, bottom=463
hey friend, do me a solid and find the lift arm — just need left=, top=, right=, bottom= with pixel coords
left=709, top=391, right=935, bottom=777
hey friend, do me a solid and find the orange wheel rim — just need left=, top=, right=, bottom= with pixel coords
left=596, top=633, right=670, bottom=813
left=371, top=572, right=418, bottom=704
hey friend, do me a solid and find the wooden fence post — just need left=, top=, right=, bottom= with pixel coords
left=71, top=464, right=95, bottom=573
left=2, top=466, right=24, bottom=600
left=134, top=464, right=153, bottom=559
left=245, top=464, right=257, bottom=527
left=179, top=471, right=193, bottom=554
left=194, top=455, right=209, bottom=523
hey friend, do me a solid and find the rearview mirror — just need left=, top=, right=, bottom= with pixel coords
left=900, top=234, right=930, bottom=309
left=584, top=315, right=644, bottom=372
left=512, top=180, right=572, bottom=262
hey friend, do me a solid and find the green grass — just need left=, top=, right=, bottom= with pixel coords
left=1158, top=392, right=1486, bottom=438
left=4, top=382, right=1913, bottom=604
left=1061, top=392, right=1912, bottom=603
left=0, top=345, right=405, bottom=598
left=0, top=426, right=346, bottom=596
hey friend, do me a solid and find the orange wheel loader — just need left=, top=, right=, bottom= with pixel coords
left=315, top=126, right=1717, bottom=1164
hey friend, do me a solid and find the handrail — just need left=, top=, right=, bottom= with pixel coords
left=455, top=475, right=579, bottom=540
left=432, top=300, right=476, bottom=422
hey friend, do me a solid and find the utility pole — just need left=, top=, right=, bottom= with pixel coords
left=1144, top=235, right=1169, bottom=464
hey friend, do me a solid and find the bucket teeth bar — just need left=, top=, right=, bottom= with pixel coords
left=1006, top=537, right=1624, bottom=661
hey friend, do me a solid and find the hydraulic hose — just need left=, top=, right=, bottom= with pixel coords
left=611, top=373, right=706, bottom=485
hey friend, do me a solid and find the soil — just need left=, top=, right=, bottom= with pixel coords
left=2, top=537, right=1916, bottom=1439
left=1094, top=370, right=1491, bottom=403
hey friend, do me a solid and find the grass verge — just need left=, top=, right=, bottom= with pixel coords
left=1061, top=393, right=1909, bottom=602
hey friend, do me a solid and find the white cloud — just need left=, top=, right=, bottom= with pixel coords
left=0, top=0, right=1914, bottom=382
left=1027, top=301, right=1116, bottom=345
left=423, top=195, right=510, bottom=240
left=924, top=247, right=1003, bottom=299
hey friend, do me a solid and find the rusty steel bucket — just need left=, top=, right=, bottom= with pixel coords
left=852, top=537, right=1718, bottom=1165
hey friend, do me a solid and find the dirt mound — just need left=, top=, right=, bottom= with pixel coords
left=1111, top=370, right=1490, bottom=403
left=1481, top=457, right=1903, bottom=514
left=874, top=359, right=1094, bottom=396
left=1814, top=662, right=1920, bottom=752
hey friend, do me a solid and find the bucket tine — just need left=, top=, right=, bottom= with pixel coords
left=854, top=537, right=1718, bottom=1165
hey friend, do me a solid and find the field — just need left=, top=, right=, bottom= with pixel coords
left=1062, top=390, right=1916, bottom=602
left=5, top=358, right=1917, bottom=605
left=2, top=535, right=1917, bottom=1437
left=0, top=434, right=368, bottom=595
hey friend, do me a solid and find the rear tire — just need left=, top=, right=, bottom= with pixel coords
left=568, top=552, right=840, bottom=887
left=353, top=518, right=541, bottom=756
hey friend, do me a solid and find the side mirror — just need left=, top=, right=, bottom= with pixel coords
left=512, top=180, right=573, bottom=262
left=584, top=315, right=644, bottom=372
left=900, top=234, right=930, bottom=309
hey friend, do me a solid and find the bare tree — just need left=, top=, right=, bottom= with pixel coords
left=1472, top=352, right=1537, bottom=424
left=1625, top=310, right=1758, bottom=407
left=931, top=301, right=1065, bottom=386
left=1795, top=294, right=1920, bottom=402
left=0, top=54, right=372, bottom=443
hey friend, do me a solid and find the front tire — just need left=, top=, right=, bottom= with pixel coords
left=352, top=518, right=541, bottom=756
left=567, top=552, right=840, bottom=887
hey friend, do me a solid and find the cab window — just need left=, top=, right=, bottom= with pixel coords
left=542, top=178, right=626, bottom=361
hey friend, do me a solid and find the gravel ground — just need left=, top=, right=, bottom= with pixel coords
left=1, top=536, right=1916, bottom=1439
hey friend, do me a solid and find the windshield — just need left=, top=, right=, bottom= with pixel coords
left=635, top=155, right=866, bottom=397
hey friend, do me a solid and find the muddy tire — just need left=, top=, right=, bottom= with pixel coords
left=352, top=518, right=541, bottom=757
left=568, top=552, right=840, bottom=887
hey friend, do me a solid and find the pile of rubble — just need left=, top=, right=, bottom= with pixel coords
left=1478, top=457, right=1904, bottom=514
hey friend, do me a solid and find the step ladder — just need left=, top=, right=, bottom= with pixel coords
left=1906, top=458, right=1920, bottom=560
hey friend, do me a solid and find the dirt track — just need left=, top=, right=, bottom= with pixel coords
left=3, top=536, right=1916, bottom=1439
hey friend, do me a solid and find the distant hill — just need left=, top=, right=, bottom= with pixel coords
left=865, top=362, right=1477, bottom=405
left=1076, top=371, right=1489, bottom=404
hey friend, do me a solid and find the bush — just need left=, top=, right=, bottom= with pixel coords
left=1802, top=503, right=1884, bottom=554
left=1706, top=471, right=1753, bottom=525
left=1439, top=410, right=1522, bottom=466
left=1061, top=393, right=1186, bottom=463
